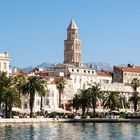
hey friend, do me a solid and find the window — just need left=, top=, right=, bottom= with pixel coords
left=84, top=70, right=86, bottom=73
left=36, top=100, right=40, bottom=106
left=124, top=73, right=127, bottom=75
left=92, top=71, right=94, bottom=74
left=77, top=69, right=79, bottom=72
left=46, top=99, right=50, bottom=106
left=72, top=69, right=74, bottom=72
left=51, top=91, right=54, bottom=97
left=24, top=102, right=28, bottom=109
left=103, top=80, right=109, bottom=84
left=88, top=71, right=90, bottom=73
left=3, top=62, right=7, bottom=70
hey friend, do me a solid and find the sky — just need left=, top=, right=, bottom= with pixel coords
left=0, top=0, right=140, bottom=68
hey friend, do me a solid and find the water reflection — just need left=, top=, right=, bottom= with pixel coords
left=0, top=123, right=140, bottom=140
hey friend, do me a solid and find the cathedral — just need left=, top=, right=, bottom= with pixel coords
left=54, top=19, right=98, bottom=94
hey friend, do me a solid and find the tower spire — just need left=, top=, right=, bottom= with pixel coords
left=67, top=19, right=78, bottom=30
left=64, top=19, right=82, bottom=66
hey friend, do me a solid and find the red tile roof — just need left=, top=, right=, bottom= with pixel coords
left=114, top=66, right=140, bottom=73
left=97, top=70, right=112, bottom=77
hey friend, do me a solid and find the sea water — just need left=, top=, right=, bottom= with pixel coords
left=0, top=123, right=140, bottom=140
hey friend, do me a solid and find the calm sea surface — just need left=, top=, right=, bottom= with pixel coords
left=0, top=123, right=140, bottom=140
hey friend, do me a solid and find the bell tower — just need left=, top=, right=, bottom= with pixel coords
left=64, top=19, right=82, bottom=66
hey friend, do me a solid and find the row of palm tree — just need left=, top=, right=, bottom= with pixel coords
left=0, top=70, right=67, bottom=118
left=1, top=70, right=140, bottom=118
left=0, top=72, right=48, bottom=118
left=71, top=78, right=140, bottom=117
left=72, top=84, right=102, bottom=117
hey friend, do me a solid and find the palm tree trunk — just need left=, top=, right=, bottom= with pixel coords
left=40, top=95, right=43, bottom=111
left=5, top=100, right=8, bottom=118
left=82, top=107, right=85, bottom=116
left=93, top=107, right=96, bottom=118
left=59, top=89, right=61, bottom=108
left=9, top=106, right=12, bottom=118
left=134, top=102, right=137, bottom=112
left=30, top=94, right=35, bottom=118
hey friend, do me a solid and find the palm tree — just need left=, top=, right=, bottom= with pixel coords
left=129, top=78, right=140, bottom=112
left=0, top=72, right=12, bottom=90
left=13, top=74, right=27, bottom=98
left=21, top=76, right=46, bottom=118
left=55, top=77, right=66, bottom=108
left=72, top=89, right=90, bottom=116
left=102, top=91, right=125, bottom=111
left=131, top=78, right=140, bottom=92
left=72, top=94, right=80, bottom=112
left=37, top=79, right=48, bottom=111
left=87, top=84, right=102, bottom=117
left=0, top=72, right=14, bottom=117
left=129, top=92, right=140, bottom=112
left=2, top=87, right=20, bottom=118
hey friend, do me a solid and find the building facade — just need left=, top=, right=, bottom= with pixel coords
left=0, top=52, right=10, bottom=74
left=113, top=64, right=140, bottom=84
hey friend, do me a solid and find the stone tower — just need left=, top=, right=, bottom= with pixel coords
left=64, top=19, right=82, bottom=66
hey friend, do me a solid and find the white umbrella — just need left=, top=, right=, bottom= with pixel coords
left=44, top=107, right=72, bottom=113
left=22, top=109, right=30, bottom=114
left=12, top=107, right=22, bottom=112
left=55, top=108, right=72, bottom=113
left=12, top=107, right=30, bottom=114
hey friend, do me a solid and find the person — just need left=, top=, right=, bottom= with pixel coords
left=44, top=111, right=48, bottom=118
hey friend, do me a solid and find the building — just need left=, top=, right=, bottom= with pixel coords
left=113, top=64, right=140, bottom=84
left=0, top=52, right=10, bottom=74
left=97, top=70, right=112, bottom=84
left=21, top=19, right=139, bottom=113
left=54, top=19, right=98, bottom=94
left=64, top=19, right=82, bottom=66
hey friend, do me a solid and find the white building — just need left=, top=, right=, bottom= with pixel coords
left=0, top=52, right=10, bottom=74
left=97, top=70, right=112, bottom=84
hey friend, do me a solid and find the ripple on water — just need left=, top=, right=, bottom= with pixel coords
left=0, top=123, right=140, bottom=140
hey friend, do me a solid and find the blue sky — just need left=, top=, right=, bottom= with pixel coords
left=0, top=0, right=140, bottom=68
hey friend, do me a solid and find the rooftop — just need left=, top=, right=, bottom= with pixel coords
left=97, top=70, right=112, bottom=77
left=114, top=65, right=140, bottom=73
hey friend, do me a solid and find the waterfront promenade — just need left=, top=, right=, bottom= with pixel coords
left=0, top=118, right=137, bottom=125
